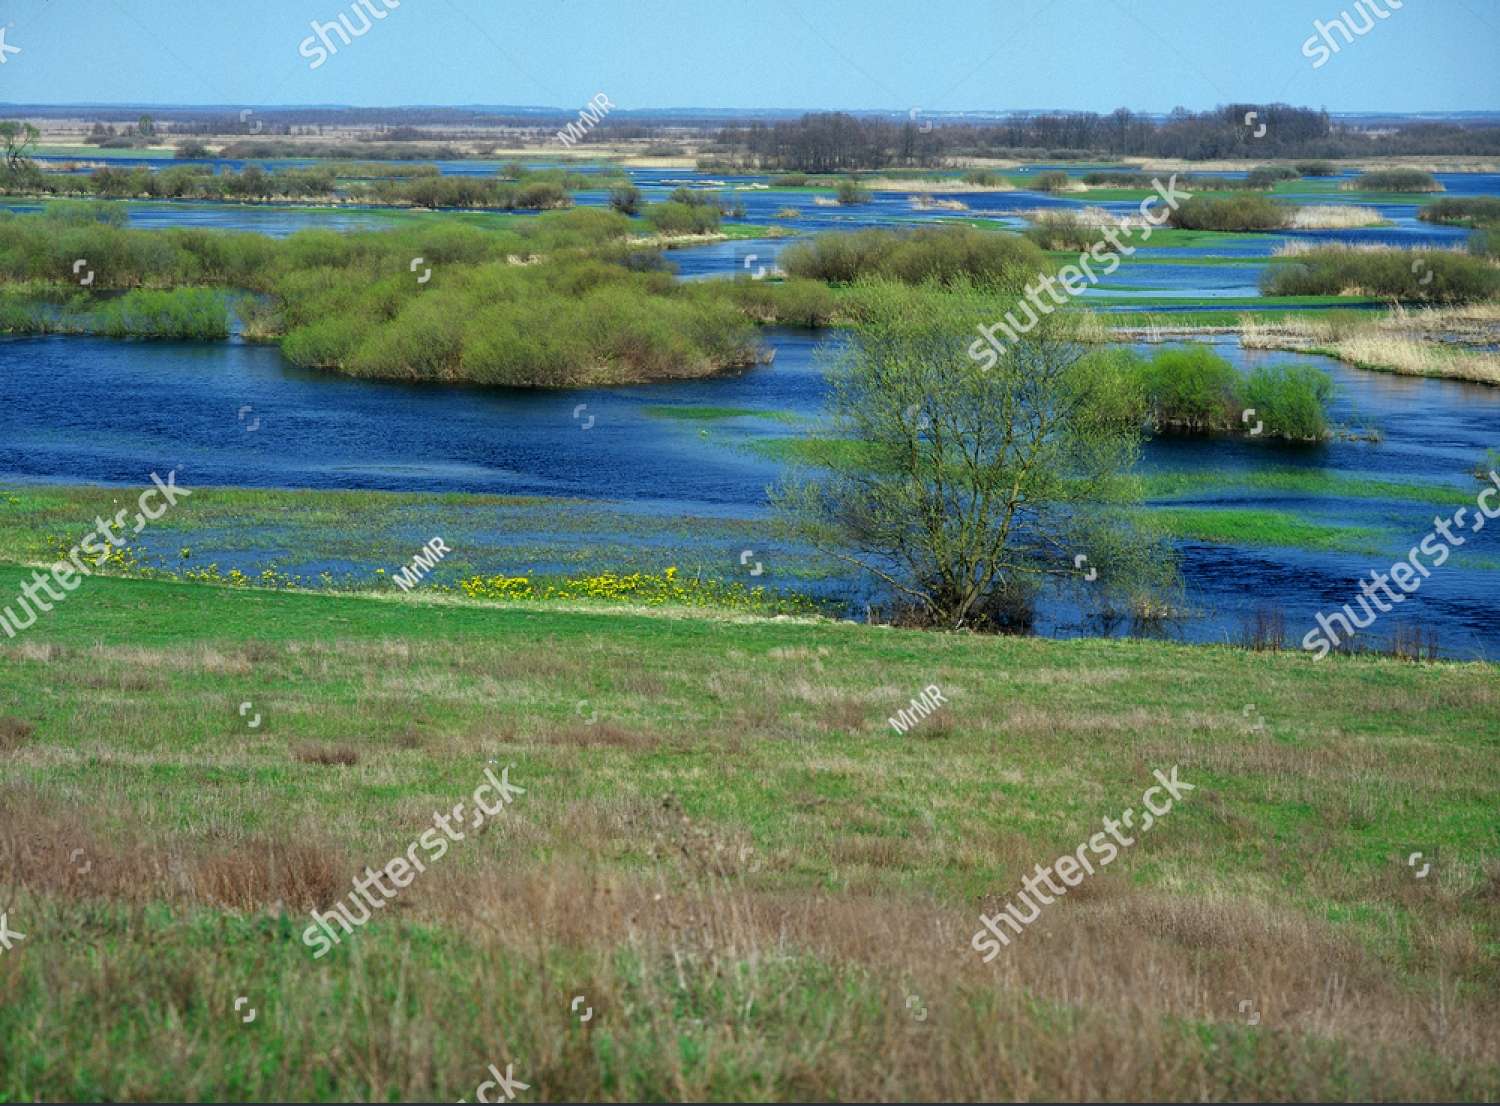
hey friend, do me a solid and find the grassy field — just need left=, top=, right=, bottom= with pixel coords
left=0, top=566, right=1497, bottom=1101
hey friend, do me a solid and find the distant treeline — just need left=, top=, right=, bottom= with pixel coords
left=699, top=106, right=1500, bottom=170
left=0, top=163, right=605, bottom=209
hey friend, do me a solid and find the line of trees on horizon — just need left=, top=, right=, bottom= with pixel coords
left=699, top=105, right=1500, bottom=170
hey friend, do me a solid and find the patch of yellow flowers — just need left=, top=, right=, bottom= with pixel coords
left=454, top=566, right=816, bottom=614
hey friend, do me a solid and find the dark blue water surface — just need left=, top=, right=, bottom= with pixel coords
left=2, top=326, right=1497, bottom=657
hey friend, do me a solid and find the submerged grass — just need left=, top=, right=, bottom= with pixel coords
left=1149, top=506, right=1386, bottom=553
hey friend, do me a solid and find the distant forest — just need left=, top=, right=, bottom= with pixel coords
left=15, top=101, right=1500, bottom=168
left=696, top=105, right=1500, bottom=170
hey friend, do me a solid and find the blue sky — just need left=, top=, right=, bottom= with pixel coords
left=0, top=0, right=1496, bottom=113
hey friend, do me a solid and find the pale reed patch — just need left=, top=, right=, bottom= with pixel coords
left=1288, top=205, right=1387, bottom=229
left=908, top=195, right=969, bottom=211
left=11, top=641, right=62, bottom=663
left=867, top=178, right=1013, bottom=193
left=83, top=643, right=254, bottom=675
left=1021, top=205, right=1152, bottom=229
left=1335, top=333, right=1500, bottom=384
left=1273, top=238, right=1464, bottom=257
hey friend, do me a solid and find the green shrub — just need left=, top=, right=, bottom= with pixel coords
left=779, top=226, right=1044, bottom=290
left=1135, top=346, right=1242, bottom=432
left=962, top=170, right=1002, bottom=187
left=1348, top=169, right=1442, bottom=193
left=1033, top=171, right=1071, bottom=192
left=1083, top=171, right=1152, bottom=187
left=1167, top=193, right=1290, bottom=231
left=93, top=288, right=229, bottom=339
left=1418, top=197, right=1500, bottom=226
left=1244, top=363, right=1333, bottom=440
left=836, top=179, right=871, bottom=205
left=1246, top=165, right=1299, bottom=188
left=1260, top=247, right=1500, bottom=303
left=644, top=201, right=720, bottom=235
left=1294, top=160, right=1338, bottom=176
left=1130, top=347, right=1333, bottom=440
left=1021, top=213, right=1105, bottom=252
left=697, top=277, right=837, bottom=327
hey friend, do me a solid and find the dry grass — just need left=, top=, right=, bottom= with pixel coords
left=1287, top=205, right=1388, bottom=229
left=3, top=811, right=1495, bottom=1100
left=1240, top=312, right=1500, bottom=384
left=908, top=195, right=969, bottom=211
left=868, top=177, right=1013, bottom=192
left=292, top=743, right=360, bottom=766
left=0, top=715, right=33, bottom=753
left=1022, top=205, right=1151, bottom=229
left=1274, top=238, right=1468, bottom=257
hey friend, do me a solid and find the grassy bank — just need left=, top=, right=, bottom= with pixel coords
left=0, top=568, right=1496, bottom=1100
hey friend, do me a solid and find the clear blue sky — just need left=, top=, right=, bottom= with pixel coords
left=1, top=0, right=1496, bottom=113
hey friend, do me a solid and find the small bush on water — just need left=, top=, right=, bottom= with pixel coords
left=1083, top=170, right=1152, bottom=187
left=836, top=178, right=871, bottom=205
left=607, top=184, right=641, bottom=215
left=780, top=226, right=1044, bottom=290
left=1418, top=197, right=1500, bottom=226
left=1246, top=165, right=1299, bottom=188
left=1022, top=211, right=1106, bottom=252
left=644, top=201, right=720, bottom=235
left=1244, top=363, right=1334, bottom=440
left=1131, top=346, right=1332, bottom=440
left=1261, top=247, right=1500, bottom=303
left=1294, top=160, right=1338, bottom=176
left=94, top=288, right=229, bottom=340
left=1136, top=346, right=1242, bottom=432
left=1033, top=170, right=1071, bottom=192
left=1168, top=193, right=1289, bottom=231
left=1347, top=169, right=1443, bottom=193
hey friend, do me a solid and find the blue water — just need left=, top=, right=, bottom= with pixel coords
left=2, top=326, right=1497, bottom=656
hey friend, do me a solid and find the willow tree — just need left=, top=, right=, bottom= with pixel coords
left=773, top=281, right=1177, bottom=630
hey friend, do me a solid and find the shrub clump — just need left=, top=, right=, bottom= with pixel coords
left=1294, top=160, right=1338, bottom=176
left=1260, top=247, right=1500, bottom=303
left=836, top=178, right=871, bottom=205
left=1021, top=211, right=1106, bottom=252
left=1418, top=197, right=1500, bottom=226
left=1032, top=171, right=1072, bottom=192
left=1167, top=194, right=1290, bottom=231
left=1131, top=346, right=1333, bottom=440
left=1346, top=169, right=1443, bottom=193
left=1246, top=165, right=1299, bottom=188
left=779, top=226, right=1045, bottom=290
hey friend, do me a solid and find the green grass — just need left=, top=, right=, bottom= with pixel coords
left=0, top=569, right=1496, bottom=1099
left=641, top=404, right=801, bottom=423
left=1140, top=468, right=1478, bottom=507
left=1149, top=506, right=1386, bottom=553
